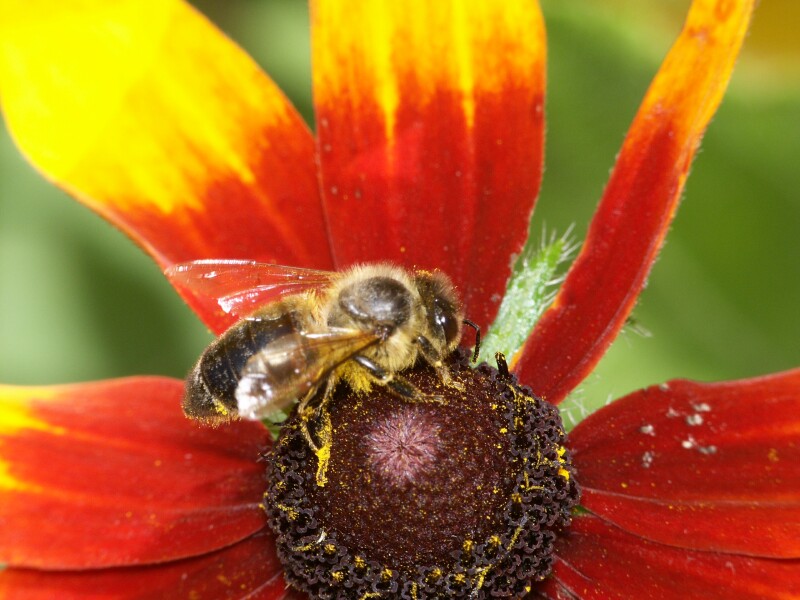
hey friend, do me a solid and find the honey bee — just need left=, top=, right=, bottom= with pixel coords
left=166, top=260, right=479, bottom=446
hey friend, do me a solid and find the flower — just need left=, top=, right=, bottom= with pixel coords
left=1, top=0, right=798, bottom=598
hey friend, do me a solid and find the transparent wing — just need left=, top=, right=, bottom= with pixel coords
left=165, top=259, right=337, bottom=326
left=235, top=327, right=380, bottom=420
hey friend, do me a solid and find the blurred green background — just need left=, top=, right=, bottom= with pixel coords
left=1, top=0, right=798, bottom=425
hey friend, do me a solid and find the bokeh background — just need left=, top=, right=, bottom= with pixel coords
left=1, top=0, right=798, bottom=425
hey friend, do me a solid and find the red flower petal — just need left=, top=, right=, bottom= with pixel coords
left=311, top=0, right=546, bottom=330
left=515, top=0, right=755, bottom=403
left=0, top=379, right=270, bottom=569
left=569, top=369, right=800, bottom=558
left=542, top=513, right=800, bottom=599
left=0, top=1, right=332, bottom=291
left=0, top=532, right=288, bottom=600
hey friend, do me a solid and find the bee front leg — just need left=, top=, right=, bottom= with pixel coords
left=415, top=335, right=464, bottom=392
left=353, top=355, right=445, bottom=404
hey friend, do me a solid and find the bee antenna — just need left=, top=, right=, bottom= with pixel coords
left=462, top=319, right=481, bottom=362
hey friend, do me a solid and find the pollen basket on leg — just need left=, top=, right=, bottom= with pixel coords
left=264, top=350, right=580, bottom=599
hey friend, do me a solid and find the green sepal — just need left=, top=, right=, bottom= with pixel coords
left=480, top=229, right=575, bottom=366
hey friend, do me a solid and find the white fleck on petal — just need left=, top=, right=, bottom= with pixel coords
left=686, top=414, right=704, bottom=426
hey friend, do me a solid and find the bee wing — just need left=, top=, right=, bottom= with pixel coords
left=165, top=259, right=337, bottom=323
left=235, top=328, right=380, bottom=420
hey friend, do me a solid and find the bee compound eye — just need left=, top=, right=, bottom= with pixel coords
left=434, top=296, right=460, bottom=346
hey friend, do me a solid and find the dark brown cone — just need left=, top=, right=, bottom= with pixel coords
left=264, top=349, right=579, bottom=599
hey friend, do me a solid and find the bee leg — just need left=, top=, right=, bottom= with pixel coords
left=353, top=355, right=445, bottom=404
left=462, top=318, right=481, bottom=362
left=310, top=376, right=337, bottom=420
left=415, top=335, right=465, bottom=392
left=295, top=378, right=340, bottom=453
left=296, top=385, right=324, bottom=453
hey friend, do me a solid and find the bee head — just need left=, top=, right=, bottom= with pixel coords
left=415, top=270, right=463, bottom=352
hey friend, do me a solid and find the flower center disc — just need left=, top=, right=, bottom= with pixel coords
left=265, top=350, right=579, bottom=599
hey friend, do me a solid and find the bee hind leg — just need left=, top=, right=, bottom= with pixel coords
left=353, top=355, right=446, bottom=404
left=296, top=378, right=338, bottom=453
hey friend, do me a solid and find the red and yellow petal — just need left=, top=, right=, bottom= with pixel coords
left=541, top=513, right=800, bottom=600
left=0, top=532, right=287, bottom=600
left=0, top=1, right=332, bottom=288
left=311, top=0, right=546, bottom=330
left=569, top=369, right=800, bottom=558
left=515, top=0, right=755, bottom=403
left=0, top=378, right=270, bottom=569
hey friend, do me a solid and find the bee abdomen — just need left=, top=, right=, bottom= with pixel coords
left=183, top=310, right=299, bottom=421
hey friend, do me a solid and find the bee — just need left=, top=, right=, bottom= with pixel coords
left=166, top=260, right=480, bottom=447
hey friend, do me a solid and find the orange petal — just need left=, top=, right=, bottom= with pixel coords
left=515, top=0, right=755, bottom=403
left=546, top=513, right=800, bottom=599
left=311, top=0, right=546, bottom=330
left=0, top=533, right=286, bottom=600
left=571, top=369, right=800, bottom=558
left=0, top=378, right=270, bottom=569
left=0, top=0, right=332, bottom=276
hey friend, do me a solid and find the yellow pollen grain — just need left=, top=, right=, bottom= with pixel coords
left=212, top=399, right=229, bottom=417
left=315, top=445, right=331, bottom=487
left=474, top=566, right=490, bottom=592
left=291, top=538, right=322, bottom=553
left=314, top=410, right=333, bottom=487
left=275, top=503, right=299, bottom=521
